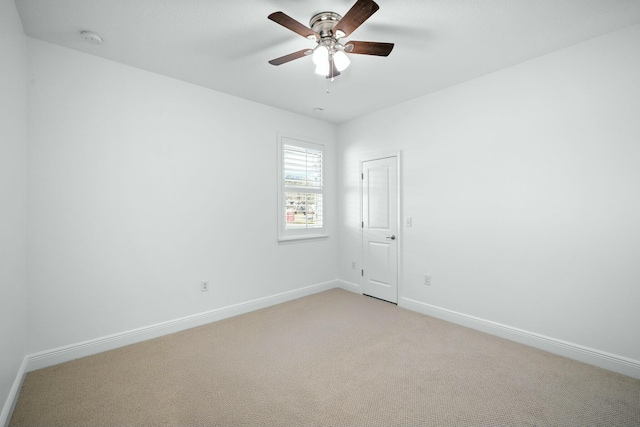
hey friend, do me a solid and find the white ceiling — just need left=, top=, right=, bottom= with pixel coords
left=14, top=0, right=640, bottom=123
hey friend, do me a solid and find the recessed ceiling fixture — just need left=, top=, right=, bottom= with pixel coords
left=267, top=0, right=394, bottom=80
left=80, top=30, right=103, bottom=45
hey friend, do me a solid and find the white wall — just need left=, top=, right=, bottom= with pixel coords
left=0, top=0, right=28, bottom=422
left=26, top=39, right=337, bottom=354
left=338, top=25, right=640, bottom=364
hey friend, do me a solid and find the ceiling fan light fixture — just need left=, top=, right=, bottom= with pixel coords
left=333, top=50, right=350, bottom=71
left=315, top=61, right=330, bottom=76
left=312, top=45, right=329, bottom=65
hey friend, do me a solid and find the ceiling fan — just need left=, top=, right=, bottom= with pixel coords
left=267, top=0, right=394, bottom=79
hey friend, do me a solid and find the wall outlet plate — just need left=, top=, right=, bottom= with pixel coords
left=424, top=274, right=431, bottom=286
left=201, top=281, right=209, bottom=292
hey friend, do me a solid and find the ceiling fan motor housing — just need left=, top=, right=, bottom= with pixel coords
left=310, top=12, right=345, bottom=39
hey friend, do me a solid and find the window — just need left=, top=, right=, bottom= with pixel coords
left=278, top=136, right=326, bottom=241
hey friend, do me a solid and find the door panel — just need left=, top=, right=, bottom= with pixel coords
left=368, top=167, right=390, bottom=229
left=368, top=242, right=391, bottom=287
left=362, top=156, right=398, bottom=303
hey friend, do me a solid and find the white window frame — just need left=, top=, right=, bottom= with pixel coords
left=277, top=135, right=327, bottom=242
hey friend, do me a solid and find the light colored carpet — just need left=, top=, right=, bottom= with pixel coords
left=10, top=288, right=640, bottom=426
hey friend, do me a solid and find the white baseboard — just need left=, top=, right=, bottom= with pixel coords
left=336, top=279, right=361, bottom=294
left=400, top=297, right=640, bottom=379
left=1, top=356, right=27, bottom=427
left=26, top=280, right=339, bottom=372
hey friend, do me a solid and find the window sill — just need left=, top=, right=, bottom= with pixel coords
left=278, top=234, right=329, bottom=244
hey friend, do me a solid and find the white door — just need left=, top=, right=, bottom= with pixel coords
left=362, top=156, right=398, bottom=303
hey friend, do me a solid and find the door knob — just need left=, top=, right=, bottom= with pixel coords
left=386, top=235, right=396, bottom=240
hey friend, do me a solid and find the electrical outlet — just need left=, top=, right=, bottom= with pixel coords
left=351, top=261, right=356, bottom=269
left=201, top=280, right=209, bottom=292
left=423, top=274, right=431, bottom=286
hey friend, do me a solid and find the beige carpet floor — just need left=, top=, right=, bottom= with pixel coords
left=10, top=288, right=640, bottom=426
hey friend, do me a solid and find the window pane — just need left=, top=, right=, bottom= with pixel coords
left=284, top=192, right=323, bottom=229
left=283, top=145, right=322, bottom=188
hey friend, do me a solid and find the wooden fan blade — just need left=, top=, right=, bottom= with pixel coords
left=268, top=49, right=312, bottom=66
left=268, top=12, right=318, bottom=40
left=344, top=41, right=394, bottom=56
left=334, top=0, right=380, bottom=38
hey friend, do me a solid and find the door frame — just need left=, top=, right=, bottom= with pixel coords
left=359, top=151, right=402, bottom=302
